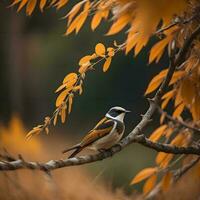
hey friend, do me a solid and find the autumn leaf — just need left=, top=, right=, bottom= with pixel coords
left=172, top=103, right=184, bottom=118
left=40, top=0, right=47, bottom=11
left=161, top=171, right=172, bottom=191
left=95, top=43, right=106, bottom=57
left=130, top=167, right=158, bottom=185
left=56, top=0, right=68, bottom=9
left=68, top=94, right=73, bottom=113
left=143, top=174, right=157, bottom=195
left=145, top=69, right=168, bottom=95
left=91, top=11, right=103, bottom=30
left=103, top=57, right=112, bottom=72
left=56, top=90, right=68, bottom=107
left=26, top=0, right=37, bottom=15
left=106, top=15, right=129, bottom=35
left=149, top=125, right=167, bottom=142
left=63, top=73, right=78, bottom=87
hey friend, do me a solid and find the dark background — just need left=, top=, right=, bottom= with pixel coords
left=0, top=1, right=168, bottom=192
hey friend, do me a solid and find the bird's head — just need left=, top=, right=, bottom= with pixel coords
left=105, top=106, right=131, bottom=122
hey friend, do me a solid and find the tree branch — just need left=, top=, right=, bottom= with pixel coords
left=1, top=23, right=200, bottom=172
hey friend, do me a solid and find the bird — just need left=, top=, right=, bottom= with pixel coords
left=62, top=106, right=130, bottom=158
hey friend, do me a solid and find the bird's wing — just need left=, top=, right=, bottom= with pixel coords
left=80, top=118, right=115, bottom=147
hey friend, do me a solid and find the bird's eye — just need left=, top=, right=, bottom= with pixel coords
left=116, top=110, right=123, bottom=114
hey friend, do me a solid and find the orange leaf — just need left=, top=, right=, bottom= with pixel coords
left=130, top=167, right=158, bottom=185
left=149, top=125, right=167, bottom=142
left=149, top=37, right=170, bottom=64
left=79, top=55, right=92, bottom=66
left=91, top=11, right=103, bottom=30
left=160, top=113, right=166, bottom=124
left=26, top=0, right=37, bottom=15
left=107, top=47, right=115, bottom=57
left=180, top=78, right=195, bottom=106
left=106, top=15, right=129, bottom=35
left=75, top=0, right=90, bottom=33
left=159, top=154, right=173, bottom=168
left=145, top=69, right=168, bottom=95
left=68, top=94, right=73, bottom=114
left=143, top=174, right=157, bottom=195
left=56, top=90, right=68, bottom=107
left=95, top=43, right=106, bottom=57
left=172, top=103, right=184, bottom=118
left=156, top=152, right=168, bottom=165
left=63, top=73, right=78, bottom=87
left=17, top=0, right=29, bottom=12
left=161, top=172, right=172, bottom=191
left=103, top=57, right=112, bottom=72
left=162, top=89, right=176, bottom=100
left=56, top=0, right=68, bottom=9
left=170, top=71, right=185, bottom=85
left=66, top=1, right=84, bottom=25
left=40, top=0, right=47, bottom=11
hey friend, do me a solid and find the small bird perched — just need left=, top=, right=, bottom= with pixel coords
left=62, top=106, right=130, bottom=158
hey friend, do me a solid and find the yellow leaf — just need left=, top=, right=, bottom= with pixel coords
left=149, top=125, right=167, bottom=142
left=9, top=0, right=21, bottom=7
left=149, top=37, right=170, bottom=64
left=79, top=65, right=90, bottom=74
left=61, top=107, right=66, bottom=123
left=107, top=47, right=115, bottom=57
left=160, top=113, right=166, bottom=124
left=75, top=0, right=90, bottom=33
left=17, top=0, right=29, bottom=12
left=91, top=11, right=103, bottom=30
left=63, top=73, right=78, bottom=87
left=130, top=167, right=158, bottom=185
left=40, top=0, right=47, bottom=11
left=56, top=0, right=68, bottom=9
left=26, top=0, right=37, bottom=15
left=95, top=43, right=106, bottom=57
left=161, top=172, right=172, bottom=192
left=106, top=15, right=129, bottom=35
left=169, top=71, right=185, bottom=85
left=172, top=103, right=184, bottom=118
left=53, top=112, right=58, bottom=126
left=66, top=1, right=84, bottom=25
left=180, top=78, right=195, bottom=106
left=145, top=69, right=168, bottom=95
left=68, top=94, right=73, bottom=114
left=161, top=97, right=171, bottom=109
left=143, top=174, right=157, bottom=195
left=191, top=95, right=200, bottom=121
left=164, top=127, right=173, bottom=138
left=171, top=134, right=185, bottom=146
left=162, top=89, right=175, bottom=100
left=79, top=55, right=92, bottom=66
left=156, top=152, right=167, bottom=165
left=161, top=89, right=175, bottom=109
left=56, top=90, right=68, bottom=107
left=159, top=154, right=174, bottom=168
left=26, top=128, right=41, bottom=140
left=103, top=57, right=112, bottom=72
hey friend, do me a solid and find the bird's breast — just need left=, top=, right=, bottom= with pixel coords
left=88, top=121, right=125, bottom=151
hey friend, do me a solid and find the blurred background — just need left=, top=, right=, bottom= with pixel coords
left=0, top=1, right=171, bottom=199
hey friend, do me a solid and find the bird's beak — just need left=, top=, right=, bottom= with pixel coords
left=125, top=110, right=131, bottom=113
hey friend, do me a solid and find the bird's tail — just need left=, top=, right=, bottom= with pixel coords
left=62, top=144, right=83, bottom=158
